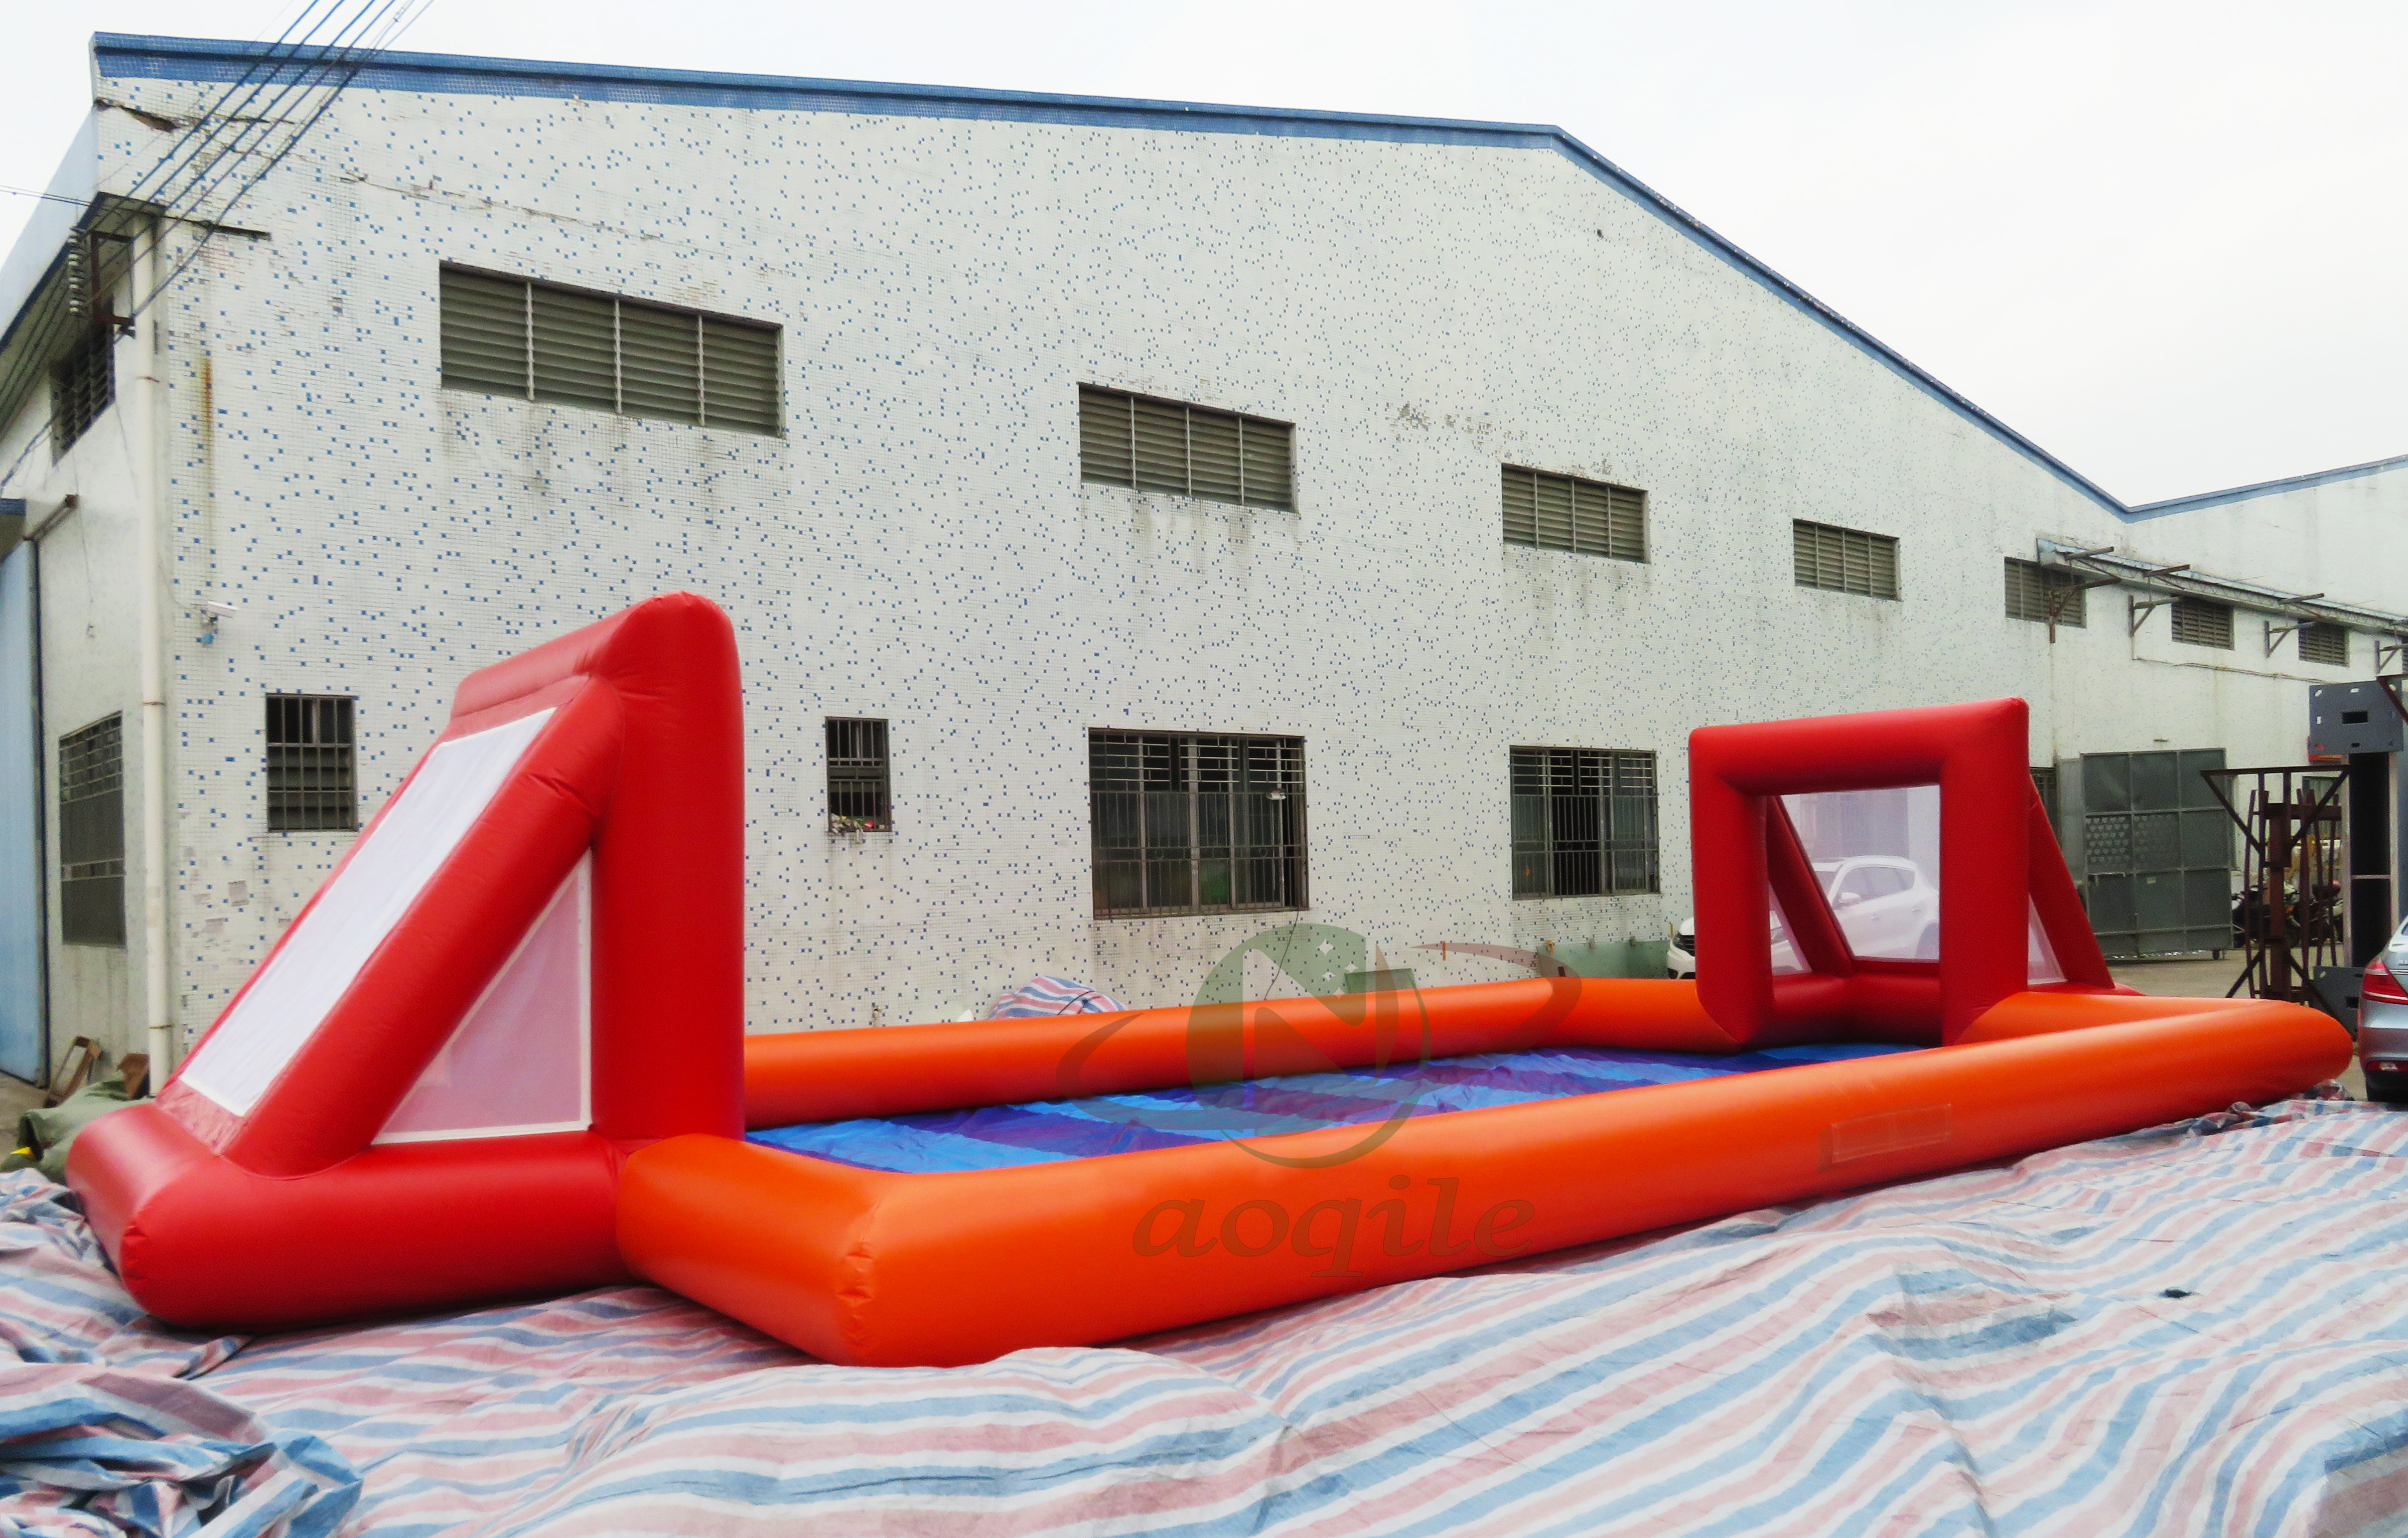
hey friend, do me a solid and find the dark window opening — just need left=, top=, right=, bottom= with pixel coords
left=1793, top=520, right=1899, bottom=599
left=2299, top=621, right=2349, bottom=667
left=266, top=695, right=357, bottom=832
left=2005, top=558, right=2086, bottom=627
left=1078, top=386, right=1293, bottom=511
left=439, top=265, right=782, bottom=434
left=1502, top=466, right=1646, bottom=561
left=2169, top=597, right=2233, bottom=649
left=1511, top=747, right=1659, bottom=898
left=59, top=716, right=125, bottom=947
left=827, top=718, right=891, bottom=833
left=1090, top=731, right=1306, bottom=917
left=51, top=325, right=114, bottom=457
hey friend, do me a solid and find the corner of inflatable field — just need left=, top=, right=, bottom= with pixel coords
left=67, top=592, right=744, bottom=1328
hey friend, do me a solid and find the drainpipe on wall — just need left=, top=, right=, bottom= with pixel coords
left=135, top=217, right=173, bottom=1080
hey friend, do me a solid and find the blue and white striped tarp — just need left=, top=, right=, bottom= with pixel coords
left=4, top=1095, right=2405, bottom=1535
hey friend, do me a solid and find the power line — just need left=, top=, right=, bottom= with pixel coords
left=1, top=4, right=434, bottom=495
left=112, top=0, right=352, bottom=212
left=0, top=0, right=384, bottom=441
left=132, top=0, right=431, bottom=320
left=152, top=0, right=420, bottom=241
left=0, top=186, right=93, bottom=207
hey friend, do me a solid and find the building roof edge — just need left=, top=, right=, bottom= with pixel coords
left=90, top=32, right=2145, bottom=516
left=2124, top=451, right=2408, bottom=520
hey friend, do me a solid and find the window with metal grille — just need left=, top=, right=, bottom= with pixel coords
left=2031, top=765, right=2059, bottom=832
left=58, top=716, right=125, bottom=947
left=1792, top=520, right=1899, bottom=599
left=1501, top=467, right=1646, bottom=561
left=439, top=265, right=781, bottom=433
left=51, top=324, right=113, bottom=457
left=2004, top=558, right=2085, bottom=627
left=1077, top=386, right=1293, bottom=511
left=827, top=718, right=891, bottom=833
left=1511, top=748, right=1658, bottom=899
left=266, top=695, right=357, bottom=832
left=2169, top=597, right=2233, bottom=649
left=1089, top=731, right=1306, bottom=917
left=2298, top=621, right=2349, bottom=667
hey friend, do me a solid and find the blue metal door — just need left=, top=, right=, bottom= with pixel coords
left=0, top=541, right=43, bottom=1082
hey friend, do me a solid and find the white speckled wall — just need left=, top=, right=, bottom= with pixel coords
left=7, top=45, right=2404, bottom=1059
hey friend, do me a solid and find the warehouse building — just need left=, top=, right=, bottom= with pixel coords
left=1, top=33, right=2403, bottom=1080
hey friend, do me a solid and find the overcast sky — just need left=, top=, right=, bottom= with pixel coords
left=4, top=0, right=2400, bottom=505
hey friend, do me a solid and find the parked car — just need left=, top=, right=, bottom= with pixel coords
left=2358, top=915, right=2408, bottom=1105
left=1666, top=855, right=1939, bottom=979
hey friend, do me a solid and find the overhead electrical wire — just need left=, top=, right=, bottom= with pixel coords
left=0, top=0, right=433, bottom=495
left=129, top=0, right=434, bottom=322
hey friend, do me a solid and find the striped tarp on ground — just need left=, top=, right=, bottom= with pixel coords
left=3, top=1095, right=2405, bottom=1536
left=991, top=975, right=1127, bottom=1019
left=747, top=1041, right=1914, bottom=1172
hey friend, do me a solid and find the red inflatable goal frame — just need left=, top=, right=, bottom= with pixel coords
left=69, top=593, right=744, bottom=1327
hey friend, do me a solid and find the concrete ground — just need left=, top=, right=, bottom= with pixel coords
left=2107, top=952, right=2369, bottom=1101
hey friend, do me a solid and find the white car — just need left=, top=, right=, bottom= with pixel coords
left=2357, top=915, right=2408, bottom=1104
left=1667, top=855, right=1939, bottom=978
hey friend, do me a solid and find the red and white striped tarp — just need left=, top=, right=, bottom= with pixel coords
left=990, top=974, right=1126, bottom=1018
left=4, top=1094, right=2405, bottom=1536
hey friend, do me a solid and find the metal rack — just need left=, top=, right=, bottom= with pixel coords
left=2200, top=766, right=2348, bottom=1005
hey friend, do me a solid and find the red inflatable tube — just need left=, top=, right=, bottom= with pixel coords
left=76, top=1109, right=623, bottom=1330
left=627, top=986, right=2348, bottom=1367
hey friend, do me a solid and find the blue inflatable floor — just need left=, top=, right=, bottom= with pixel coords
left=748, top=1040, right=1915, bottom=1174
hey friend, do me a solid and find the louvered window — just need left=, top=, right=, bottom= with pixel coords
left=2169, top=597, right=2232, bottom=649
left=827, top=718, right=891, bottom=834
left=1078, top=387, right=1293, bottom=511
left=266, top=694, right=357, bottom=832
left=1089, top=731, right=1306, bottom=917
left=1793, top=520, right=1899, bottom=599
left=59, top=716, right=125, bottom=948
left=1501, top=468, right=1645, bottom=561
left=51, top=324, right=114, bottom=457
left=439, top=265, right=781, bottom=433
left=2004, top=558, right=2085, bottom=627
left=1511, top=748, right=1658, bottom=899
left=2298, top=621, right=2349, bottom=667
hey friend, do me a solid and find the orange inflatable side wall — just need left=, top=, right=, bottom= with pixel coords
left=631, top=985, right=2348, bottom=1367
left=743, top=978, right=1740, bottom=1128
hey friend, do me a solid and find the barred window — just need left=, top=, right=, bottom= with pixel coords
left=439, top=265, right=781, bottom=433
left=1090, top=731, right=1306, bottom=917
left=1793, top=520, right=1899, bottom=599
left=266, top=695, right=356, bottom=832
left=1502, top=467, right=1646, bottom=561
left=1077, top=386, right=1293, bottom=511
left=2299, top=621, right=2349, bottom=667
left=59, top=716, right=125, bottom=947
left=1511, top=748, right=1658, bottom=898
left=827, top=718, right=891, bottom=833
left=51, top=325, right=114, bottom=457
left=2169, top=597, right=2233, bottom=649
left=2004, top=557, right=2085, bottom=627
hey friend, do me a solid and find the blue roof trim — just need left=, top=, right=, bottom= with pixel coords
left=81, top=34, right=2398, bottom=523
left=2124, top=450, right=2408, bottom=520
